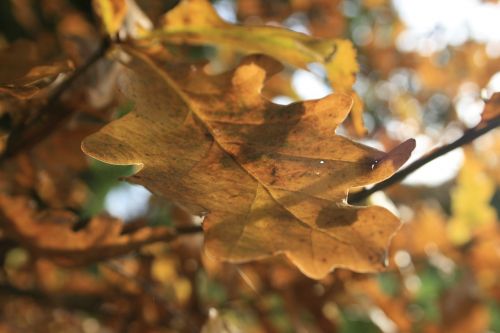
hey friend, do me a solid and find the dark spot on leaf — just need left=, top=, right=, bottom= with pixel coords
left=316, top=206, right=357, bottom=228
left=324, top=44, right=337, bottom=62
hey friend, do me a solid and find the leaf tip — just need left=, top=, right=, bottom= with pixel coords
left=382, top=138, right=416, bottom=170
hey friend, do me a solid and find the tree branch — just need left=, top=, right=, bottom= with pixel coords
left=1, top=37, right=112, bottom=161
left=348, top=115, right=500, bottom=203
left=175, top=224, right=204, bottom=235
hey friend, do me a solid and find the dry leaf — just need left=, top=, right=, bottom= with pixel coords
left=482, top=91, right=500, bottom=123
left=82, top=48, right=415, bottom=279
left=153, top=0, right=358, bottom=89
left=147, top=0, right=366, bottom=134
left=0, top=194, right=176, bottom=265
left=0, top=40, right=73, bottom=99
left=92, top=0, right=128, bottom=36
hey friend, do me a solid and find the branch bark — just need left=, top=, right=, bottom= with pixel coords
left=348, top=115, right=500, bottom=203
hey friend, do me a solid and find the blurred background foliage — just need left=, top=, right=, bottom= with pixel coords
left=0, top=0, right=499, bottom=332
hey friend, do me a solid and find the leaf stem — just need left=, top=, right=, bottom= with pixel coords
left=348, top=115, right=500, bottom=203
left=1, top=37, right=112, bottom=161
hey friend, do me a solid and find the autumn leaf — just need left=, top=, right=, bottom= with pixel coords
left=82, top=47, right=414, bottom=279
left=146, top=0, right=365, bottom=135
left=481, top=92, right=500, bottom=123
left=2, top=0, right=500, bottom=331
left=0, top=40, right=73, bottom=99
left=152, top=0, right=358, bottom=89
left=447, top=149, right=497, bottom=245
left=0, top=194, right=177, bottom=265
left=92, top=0, right=128, bottom=37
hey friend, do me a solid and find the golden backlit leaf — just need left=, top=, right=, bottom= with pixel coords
left=82, top=48, right=415, bottom=279
left=154, top=0, right=342, bottom=69
left=447, top=149, right=497, bottom=245
left=326, top=39, right=359, bottom=92
left=350, top=92, right=367, bottom=136
left=150, top=0, right=366, bottom=135
left=92, top=0, right=128, bottom=36
left=0, top=194, right=176, bottom=265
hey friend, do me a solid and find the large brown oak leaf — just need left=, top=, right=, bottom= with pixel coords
left=82, top=48, right=415, bottom=279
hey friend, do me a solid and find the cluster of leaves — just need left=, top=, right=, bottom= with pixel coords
left=0, top=0, right=498, bottom=332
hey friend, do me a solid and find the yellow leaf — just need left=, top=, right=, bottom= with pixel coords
left=152, top=0, right=342, bottom=71
left=325, top=39, right=359, bottom=92
left=0, top=40, right=73, bottom=99
left=153, top=0, right=359, bottom=90
left=92, top=0, right=127, bottom=36
left=0, top=194, right=177, bottom=265
left=82, top=48, right=414, bottom=279
left=447, top=149, right=497, bottom=245
left=350, top=92, right=367, bottom=136
left=149, top=0, right=366, bottom=135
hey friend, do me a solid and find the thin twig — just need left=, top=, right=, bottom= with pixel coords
left=176, top=224, right=204, bottom=235
left=1, top=37, right=112, bottom=161
left=348, top=116, right=500, bottom=203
